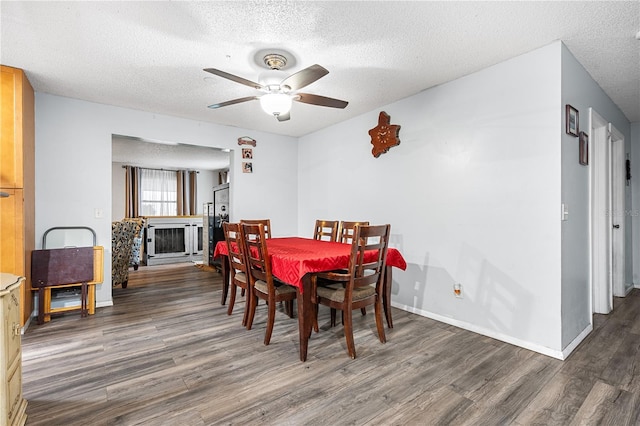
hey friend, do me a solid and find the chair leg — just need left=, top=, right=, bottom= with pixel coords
left=343, top=308, right=356, bottom=359
left=241, top=286, right=249, bottom=327
left=246, top=293, right=258, bottom=330
left=286, top=300, right=294, bottom=318
left=313, top=304, right=319, bottom=332
left=374, top=299, right=387, bottom=344
left=330, top=308, right=337, bottom=327
left=264, top=297, right=276, bottom=345
left=361, top=307, right=367, bottom=316
left=227, top=283, right=237, bottom=316
left=383, top=266, right=393, bottom=328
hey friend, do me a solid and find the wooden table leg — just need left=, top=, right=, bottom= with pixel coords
left=43, top=287, right=52, bottom=322
left=296, top=275, right=313, bottom=362
left=383, top=266, right=393, bottom=328
left=220, top=255, right=230, bottom=305
left=38, top=288, right=45, bottom=325
left=88, top=284, right=95, bottom=315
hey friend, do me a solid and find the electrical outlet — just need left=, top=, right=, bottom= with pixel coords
left=94, top=208, right=103, bottom=218
left=454, top=283, right=463, bottom=299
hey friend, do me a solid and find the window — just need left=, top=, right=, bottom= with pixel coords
left=140, top=169, right=177, bottom=216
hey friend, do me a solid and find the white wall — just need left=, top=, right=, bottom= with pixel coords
left=298, top=43, right=563, bottom=355
left=560, top=43, right=632, bottom=349
left=35, top=94, right=298, bottom=308
left=112, top=162, right=125, bottom=220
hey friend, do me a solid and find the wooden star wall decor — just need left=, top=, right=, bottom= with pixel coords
left=368, top=111, right=401, bottom=158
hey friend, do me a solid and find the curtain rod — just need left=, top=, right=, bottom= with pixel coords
left=121, top=165, right=199, bottom=173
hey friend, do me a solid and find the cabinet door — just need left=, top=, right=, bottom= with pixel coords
left=3, top=285, right=21, bottom=368
left=0, top=66, right=23, bottom=188
left=0, top=189, right=24, bottom=276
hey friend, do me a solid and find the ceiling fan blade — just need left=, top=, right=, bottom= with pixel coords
left=203, top=68, right=264, bottom=90
left=295, top=93, right=348, bottom=109
left=207, top=96, right=258, bottom=109
left=276, top=111, right=290, bottom=122
left=280, top=64, right=329, bottom=91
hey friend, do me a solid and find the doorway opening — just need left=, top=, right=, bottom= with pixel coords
left=590, top=108, right=626, bottom=315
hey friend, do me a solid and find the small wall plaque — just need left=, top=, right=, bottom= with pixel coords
left=237, top=136, right=257, bottom=147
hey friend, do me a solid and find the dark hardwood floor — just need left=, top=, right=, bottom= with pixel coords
left=21, top=264, right=640, bottom=425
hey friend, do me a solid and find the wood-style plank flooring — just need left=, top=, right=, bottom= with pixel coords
left=21, top=264, right=640, bottom=425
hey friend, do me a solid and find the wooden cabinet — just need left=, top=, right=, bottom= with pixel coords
left=0, top=274, right=28, bottom=426
left=0, top=65, right=35, bottom=326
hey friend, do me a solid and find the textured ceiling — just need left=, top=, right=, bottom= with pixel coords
left=1, top=1, right=639, bottom=139
left=112, top=135, right=229, bottom=171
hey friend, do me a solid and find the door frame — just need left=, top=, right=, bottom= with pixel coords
left=590, top=108, right=612, bottom=314
left=610, top=124, right=626, bottom=297
left=590, top=108, right=626, bottom=314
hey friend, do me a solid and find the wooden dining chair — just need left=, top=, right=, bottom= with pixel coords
left=240, top=219, right=272, bottom=239
left=223, top=222, right=250, bottom=326
left=337, top=221, right=371, bottom=317
left=242, top=222, right=297, bottom=345
left=312, top=224, right=390, bottom=359
left=313, top=220, right=339, bottom=242
left=338, top=221, right=370, bottom=244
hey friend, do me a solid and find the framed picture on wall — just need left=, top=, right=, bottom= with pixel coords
left=242, top=162, right=253, bottom=173
left=566, top=104, right=579, bottom=137
left=579, top=131, right=588, bottom=165
left=242, top=148, right=253, bottom=159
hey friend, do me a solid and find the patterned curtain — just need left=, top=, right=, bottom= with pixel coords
left=124, top=166, right=140, bottom=218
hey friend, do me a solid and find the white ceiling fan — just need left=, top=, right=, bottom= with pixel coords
left=204, top=53, right=348, bottom=122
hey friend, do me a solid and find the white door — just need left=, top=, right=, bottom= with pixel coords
left=590, top=109, right=612, bottom=314
left=610, top=124, right=626, bottom=297
left=590, top=109, right=626, bottom=314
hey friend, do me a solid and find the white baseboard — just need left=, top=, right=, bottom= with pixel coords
left=392, top=302, right=571, bottom=360
left=561, top=323, right=592, bottom=359
left=21, top=314, right=34, bottom=334
left=24, top=300, right=113, bottom=330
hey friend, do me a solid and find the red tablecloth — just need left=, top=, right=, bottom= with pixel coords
left=214, top=237, right=406, bottom=289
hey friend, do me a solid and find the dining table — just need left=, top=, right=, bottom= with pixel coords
left=214, top=237, right=407, bottom=362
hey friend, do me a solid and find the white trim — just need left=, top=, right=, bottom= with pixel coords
left=96, top=300, right=114, bottom=308
left=20, top=314, right=34, bottom=334
left=561, top=323, right=593, bottom=359
left=610, top=124, right=625, bottom=297
left=393, top=302, right=566, bottom=360
left=590, top=108, right=612, bottom=314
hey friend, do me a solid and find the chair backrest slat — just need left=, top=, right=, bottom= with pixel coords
left=240, top=219, right=272, bottom=239
left=348, top=224, right=390, bottom=290
left=241, top=222, right=271, bottom=285
left=223, top=222, right=246, bottom=275
left=313, top=220, right=339, bottom=242
left=338, top=221, right=370, bottom=244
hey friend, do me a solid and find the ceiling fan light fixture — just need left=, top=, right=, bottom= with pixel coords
left=263, top=53, right=287, bottom=70
left=260, top=93, right=292, bottom=116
